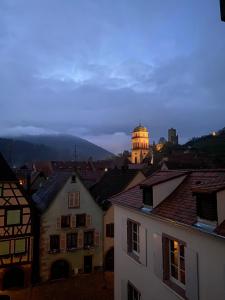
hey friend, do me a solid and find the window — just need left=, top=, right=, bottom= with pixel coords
left=61, top=215, right=70, bottom=228
left=50, top=235, right=60, bottom=252
left=84, top=231, right=94, bottom=248
left=143, top=188, right=153, bottom=207
left=196, top=193, right=217, bottom=222
left=127, top=220, right=140, bottom=257
left=15, top=239, right=26, bottom=254
left=68, top=192, right=80, bottom=208
left=6, top=209, right=21, bottom=225
left=106, top=223, right=114, bottom=237
left=127, top=282, right=141, bottom=300
left=71, top=175, right=76, bottom=183
left=163, top=236, right=186, bottom=295
left=76, top=214, right=86, bottom=227
left=67, top=233, right=77, bottom=250
left=0, top=241, right=10, bottom=256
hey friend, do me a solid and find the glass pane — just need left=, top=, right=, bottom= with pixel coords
left=171, top=265, right=178, bottom=279
left=7, top=210, right=21, bottom=225
left=171, top=252, right=178, bottom=266
left=180, top=244, right=185, bottom=257
left=0, top=241, right=10, bottom=255
left=180, top=257, right=185, bottom=271
left=180, top=270, right=186, bottom=284
left=15, top=239, right=26, bottom=253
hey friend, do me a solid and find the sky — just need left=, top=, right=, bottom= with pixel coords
left=0, top=0, right=225, bottom=154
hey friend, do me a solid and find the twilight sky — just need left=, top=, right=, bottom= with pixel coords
left=0, top=0, right=225, bottom=153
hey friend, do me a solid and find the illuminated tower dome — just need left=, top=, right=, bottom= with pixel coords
left=131, top=124, right=150, bottom=164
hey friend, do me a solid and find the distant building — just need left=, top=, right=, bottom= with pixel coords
left=155, top=137, right=167, bottom=152
left=0, top=153, right=34, bottom=290
left=112, top=170, right=225, bottom=300
left=131, top=124, right=150, bottom=164
left=32, top=172, right=103, bottom=281
left=168, top=128, right=178, bottom=145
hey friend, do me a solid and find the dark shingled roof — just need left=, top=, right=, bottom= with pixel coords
left=90, top=168, right=141, bottom=204
left=32, top=172, right=71, bottom=212
left=0, top=152, right=17, bottom=181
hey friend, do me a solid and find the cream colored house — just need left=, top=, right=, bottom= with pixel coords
left=111, top=170, right=225, bottom=300
left=90, top=168, right=145, bottom=271
left=33, top=171, right=103, bottom=281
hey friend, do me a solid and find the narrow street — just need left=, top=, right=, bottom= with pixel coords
left=1, top=272, right=114, bottom=300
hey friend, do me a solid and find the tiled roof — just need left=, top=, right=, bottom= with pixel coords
left=140, top=170, right=188, bottom=187
left=32, top=172, right=71, bottom=212
left=90, top=168, right=140, bottom=203
left=111, top=170, right=225, bottom=238
left=0, top=152, right=18, bottom=181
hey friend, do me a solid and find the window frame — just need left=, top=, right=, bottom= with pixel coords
left=127, top=281, right=141, bottom=300
left=162, top=234, right=186, bottom=298
left=84, top=230, right=94, bottom=248
left=67, top=232, right=78, bottom=250
left=76, top=213, right=86, bottom=227
left=195, top=192, right=218, bottom=222
left=127, top=219, right=140, bottom=258
left=106, top=223, right=114, bottom=238
left=68, top=191, right=80, bottom=208
left=61, top=215, right=71, bottom=228
left=14, top=238, right=26, bottom=255
left=0, top=240, right=10, bottom=257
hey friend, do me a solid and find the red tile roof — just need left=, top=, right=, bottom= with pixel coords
left=111, top=170, right=225, bottom=237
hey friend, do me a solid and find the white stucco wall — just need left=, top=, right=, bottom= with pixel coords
left=114, top=204, right=225, bottom=300
left=153, top=175, right=186, bottom=208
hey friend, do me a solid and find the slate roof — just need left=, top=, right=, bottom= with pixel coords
left=32, top=172, right=71, bottom=212
left=111, top=170, right=225, bottom=238
left=0, top=152, right=18, bottom=181
left=90, top=168, right=141, bottom=203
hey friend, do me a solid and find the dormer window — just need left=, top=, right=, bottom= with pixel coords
left=71, top=175, right=76, bottom=183
left=196, top=193, right=218, bottom=225
left=143, top=187, right=153, bottom=208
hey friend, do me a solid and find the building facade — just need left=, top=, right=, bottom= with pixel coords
left=0, top=153, right=34, bottom=290
left=131, top=125, right=150, bottom=164
left=112, top=170, right=225, bottom=300
left=33, top=172, right=103, bottom=282
left=168, top=128, right=178, bottom=145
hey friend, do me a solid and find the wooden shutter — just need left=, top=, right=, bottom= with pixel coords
left=122, top=217, right=127, bottom=252
left=153, top=233, right=163, bottom=280
left=68, top=192, right=74, bottom=208
left=60, top=233, right=66, bottom=252
left=95, top=230, right=100, bottom=247
left=77, top=230, right=83, bottom=249
left=86, top=214, right=92, bottom=227
left=56, top=217, right=61, bottom=229
left=185, top=247, right=199, bottom=300
left=127, top=220, right=132, bottom=253
left=139, top=226, right=147, bottom=266
left=74, top=192, right=80, bottom=208
left=71, top=215, right=76, bottom=228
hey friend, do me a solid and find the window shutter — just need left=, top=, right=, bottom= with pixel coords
left=139, top=226, right=147, bottom=266
left=122, top=217, right=127, bottom=252
left=68, top=192, right=74, bottom=208
left=153, top=233, right=163, bottom=280
left=86, top=214, right=92, bottom=227
left=71, top=215, right=76, bottom=228
left=77, top=230, right=83, bottom=249
left=127, top=220, right=132, bottom=253
left=56, top=217, right=61, bottom=229
left=74, top=192, right=80, bottom=208
left=60, top=233, right=66, bottom=252
left=95, top=230, right=100, bottom=247
left=185, top=247, right=199, bottom=300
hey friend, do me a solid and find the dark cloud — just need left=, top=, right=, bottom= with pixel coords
left=0, top=0, right=225, bottom=152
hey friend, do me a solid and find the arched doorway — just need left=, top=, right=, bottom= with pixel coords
left=105, top=247, right=114, bottom=271
left=3, top=267, right=25, bottom=290
left=50, top=260, right=70, bottom=280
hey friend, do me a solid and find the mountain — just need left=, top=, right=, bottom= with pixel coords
left=0, top=135, right=113, bottom=166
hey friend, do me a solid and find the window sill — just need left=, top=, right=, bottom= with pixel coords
left=163, top=279, right=186, bottom=300
left=67, top=248, right=78, bottom=252
left=127, top=251, right=141, bottom=264
left=0, top=254, right=10, bottom=258
left=48, top=250, right=60, bottom=254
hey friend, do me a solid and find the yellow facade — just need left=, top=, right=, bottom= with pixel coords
left=131, top=125, right=150, bottom=164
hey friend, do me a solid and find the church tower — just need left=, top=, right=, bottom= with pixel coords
left=131, top=124, right=150, bottom=164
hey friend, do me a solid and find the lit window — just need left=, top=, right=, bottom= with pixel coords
left=0, top=241, right=10, bottom=256
left=6, top=210, right=21, bottom=225
left=15, top=239, right=26, bottom=254
left=128, top=282, right=141, bottom=300
left=127, top=220, right=140, bottom=257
